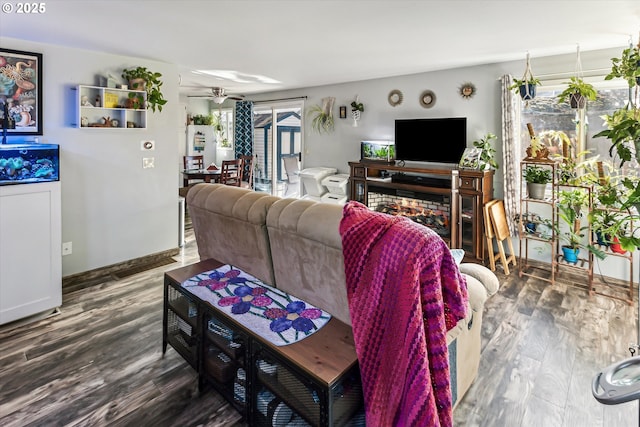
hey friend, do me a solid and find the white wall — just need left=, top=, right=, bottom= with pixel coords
left=3, top=37, right=180, bottom=276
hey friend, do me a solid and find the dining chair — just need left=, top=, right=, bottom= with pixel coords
left=220, top=159, right=242, bottom=186
left=239, top=155, right=255, bottom=189
left=183, top=155, right=204, bottom=170
left=281, top=153, right=301, bottom=197
left=182, top=155, right=205, bottom=188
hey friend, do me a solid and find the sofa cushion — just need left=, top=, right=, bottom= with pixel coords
left=266, top=198, right=352, bottom=325
left=187, top=183, right=280, bottom=284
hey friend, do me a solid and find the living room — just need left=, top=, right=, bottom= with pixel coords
left=1, top=1, right=640, bottom=426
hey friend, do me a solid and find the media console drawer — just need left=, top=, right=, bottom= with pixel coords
left=459, top=176, right=479, bottom=190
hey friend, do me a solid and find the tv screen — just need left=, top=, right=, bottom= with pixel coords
left=394, top=117, right=467, bottom=164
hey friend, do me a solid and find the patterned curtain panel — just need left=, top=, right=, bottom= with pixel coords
left=234, top=101, right=254, bottom=158
left=500, top=75, right=521, bottom=235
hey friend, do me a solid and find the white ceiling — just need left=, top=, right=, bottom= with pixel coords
left=1, top=0, right=639, bottom=98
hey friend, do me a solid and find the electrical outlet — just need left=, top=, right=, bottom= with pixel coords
left=62, top=242, right=72, bottom=256
left=141, top=140, right=155, bottom=151
left=143, top=157, right=155, bottom=169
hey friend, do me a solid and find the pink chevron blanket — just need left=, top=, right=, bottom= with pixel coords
left=339, top=201, right=468, bottom=427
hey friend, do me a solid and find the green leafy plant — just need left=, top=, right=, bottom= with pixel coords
left=121, top=66, right=167, bottom=113
left=472, top=132, right=499, bottom=169
left=523, top=165, right=552, bottom=184
left=595, top=42, right=640, bottom=171
left=192, top=114, right=214, bottom=125
left=350, top=100, right=364, bottom=112
left=604, top=43, right=640, bottom=88
left=509, top=77, right=541, bottom=91
left=308, top=97, right=335, bottom=134
left=557, top=189, right=606, bottom=259
left=308, top=105, right=334, bottom=134
left=594, top=108, right=640, bottom=166
left=556, top=76, right=598, bottom=105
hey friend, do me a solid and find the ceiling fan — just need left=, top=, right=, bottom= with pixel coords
left=187, top=87, right=245, bottom=104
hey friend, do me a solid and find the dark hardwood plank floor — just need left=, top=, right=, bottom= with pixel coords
left=1, top=220, right=637, bottom=426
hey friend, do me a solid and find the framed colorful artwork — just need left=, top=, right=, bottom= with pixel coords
left=0, top=48, right=43, bottom=135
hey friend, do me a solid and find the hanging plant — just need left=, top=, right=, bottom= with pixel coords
left=556, top=77, right=597, bottom=108
left=556, top=46, right=598, bottom=109
left=350, top=95, right=364, bottom=127
left=308, top=96, right=335, bottom=134
left=509, top=52, right=540, bottom=101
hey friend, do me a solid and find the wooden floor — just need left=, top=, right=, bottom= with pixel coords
left=0, top=224, right=638, bottom=426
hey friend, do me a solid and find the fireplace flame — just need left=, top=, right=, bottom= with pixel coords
left=375, top=198, right=449, bottom=237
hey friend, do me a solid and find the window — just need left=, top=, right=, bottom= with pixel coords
left=520, top=79, right=635, bottom=171
left=211, top=107, right=234, bottom=148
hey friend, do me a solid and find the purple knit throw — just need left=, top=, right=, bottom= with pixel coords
left=339, top=201, right=468, bottom=427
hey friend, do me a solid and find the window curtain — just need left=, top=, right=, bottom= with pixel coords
left=500, top=74, right=520, bottom=235
left=234, top=100, right=254, bottom=158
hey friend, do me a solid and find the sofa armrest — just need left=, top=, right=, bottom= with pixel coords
left=458, top=263, right=500, bottom=312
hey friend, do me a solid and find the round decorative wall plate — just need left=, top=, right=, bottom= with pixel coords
left=419, top=90, right=436, bottom=108
left=388, top=89, right=403, bottom=107
left=459, top=82, right=476, bottom=99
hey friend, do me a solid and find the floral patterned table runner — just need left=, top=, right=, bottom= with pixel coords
left=182, top=264, right=332, bottom=346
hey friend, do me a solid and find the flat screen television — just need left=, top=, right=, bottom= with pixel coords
left=394, top=117, right=467, bottom=164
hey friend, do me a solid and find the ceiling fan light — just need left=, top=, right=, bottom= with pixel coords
left=211, top=96, right=227, bottom=104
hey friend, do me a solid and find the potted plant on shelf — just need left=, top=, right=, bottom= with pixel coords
left=523, top=165, right=552, bottom=200
left=472, top=132, right=499, bottom=170
left=557, top=189, right=606, bottom=263
left=121, top=66, right=167, bottom=113
left=556, top=76, right=598, bottom=109
left=192, top=114, right=213, bottom=125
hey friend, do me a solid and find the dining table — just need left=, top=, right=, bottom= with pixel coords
left=182, top=168, right=222, bottom=187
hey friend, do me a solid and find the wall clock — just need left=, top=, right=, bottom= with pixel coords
left=419, top=90, right=436, bottom=108
left=459, top=82, right=476, bottom=99
left=388, top=89, right=403, bottom=107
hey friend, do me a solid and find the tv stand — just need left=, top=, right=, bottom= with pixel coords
left=349, top=161, right=494, bottom=262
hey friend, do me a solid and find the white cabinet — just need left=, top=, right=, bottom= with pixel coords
left=0, top=181, right=62, bottom=324
left=74, top=85, right=147, bottom=129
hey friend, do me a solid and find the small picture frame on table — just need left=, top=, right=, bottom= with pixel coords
left=459, top=147, right=482, bottom=169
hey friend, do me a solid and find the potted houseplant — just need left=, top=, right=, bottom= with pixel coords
left=556, top=76, right=598, bottom=109
left=308, top=96, right=335, bottom=134
left=509, top=76, right=541, bottom=100
left=192, top=114, right=214, bottom=125
left=121, top=66, right=167, bottom=113
left=589, top=208, right=618, bottom=248
left=472, top=132, right=499, bottom=170
left=523, top=165, right=552, bottom=200
left=557, top=189, right=606, bottom=263
left=544, top=130, right=595, bottom=185
left=351, top=96, right=364, bottom=127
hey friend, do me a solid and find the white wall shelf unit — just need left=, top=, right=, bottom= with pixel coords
left=73, top=85, right=147, bottom=129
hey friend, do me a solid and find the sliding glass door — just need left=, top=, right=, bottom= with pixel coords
left=252, top=101, right=303, bottom=196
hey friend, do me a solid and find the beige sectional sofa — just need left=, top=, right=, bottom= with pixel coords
left=187, top=183, right=499, bottom=408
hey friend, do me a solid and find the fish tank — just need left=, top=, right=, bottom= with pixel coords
left=360, top=140, right=395, bottom=164
left=0, top=143, right=59, bottom=185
